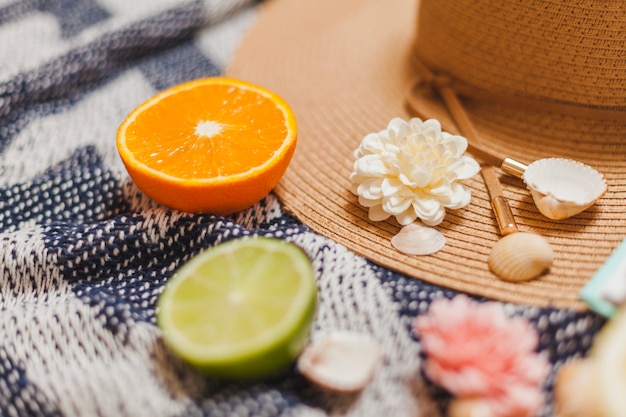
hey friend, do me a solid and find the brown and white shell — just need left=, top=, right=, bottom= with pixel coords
left=488, top=232, right=554, bottom=282
left=296, top=331, right=382, bottom=393
left=522, top=158, right=607, bottom=220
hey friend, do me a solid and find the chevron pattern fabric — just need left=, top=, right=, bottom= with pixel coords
left=0, top=1, right=605, bottom=416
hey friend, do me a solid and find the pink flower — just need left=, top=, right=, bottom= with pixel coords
left=413, top=295, right=549, bottom=417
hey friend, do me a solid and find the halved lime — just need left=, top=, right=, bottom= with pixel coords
left=157, top=237, right=318, bottom=380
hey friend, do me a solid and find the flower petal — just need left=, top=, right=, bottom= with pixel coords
left=420, top=210, right=445, bottom=226
left=381, top=178, right=403, bottom=197
left=456, top=156, right=481, bottom=179
left=354, top=154, right=389, bottom=176
left=357, top=196, right=380, bottom=208
left=443, top=183, right=472, bottom=209
left=400, top=162, right=431, bottom=188
left=357, top=179, right=383, bottom=200
left=358, top=132, right=387, bottom=155
left=441, top=132, right=469, bottom=155
left=413, top=198, right=442, bottom=218
left=395, top=209, right=417, bottom=226
left=383, top=194, right=413, bottom=215
left=367, top=204, right=391, bottom=222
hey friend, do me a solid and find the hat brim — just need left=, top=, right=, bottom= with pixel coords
left=227, top=0, right=626, bottom=310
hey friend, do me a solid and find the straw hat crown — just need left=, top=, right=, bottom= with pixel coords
left=414, top=0, right=626, bottom=111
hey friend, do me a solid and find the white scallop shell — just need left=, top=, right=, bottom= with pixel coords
left=488, top=232, right=554, bottom=282
left=522, top=158, right=607, bottom=220
left=390, top=223, right=445, bottom=255
left=296, top=331, right=382, bottom=392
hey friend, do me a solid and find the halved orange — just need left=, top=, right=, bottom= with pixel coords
left=116, top=77, right=297, bottom=214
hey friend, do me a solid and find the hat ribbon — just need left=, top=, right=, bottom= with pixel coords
left=405, top=56, right=618, bottom=175
left=405, top=57, right=608, bottom=221
left=405, top=59, right=524, bottom=237
left=405, top=59, right=560, bottom=270
left=407, top=53, right=626, bottom=125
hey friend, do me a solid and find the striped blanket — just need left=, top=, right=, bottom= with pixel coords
left=0, top=1, right=605, bottom=416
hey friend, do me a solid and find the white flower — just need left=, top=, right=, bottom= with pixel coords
left=350, top=118, right=480, bottom=226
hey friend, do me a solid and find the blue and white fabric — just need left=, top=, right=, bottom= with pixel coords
left=0, top=1, right=606, bottom=416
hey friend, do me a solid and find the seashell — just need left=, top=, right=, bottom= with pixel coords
left=390, top=222, right=445, bottom=255
left=553, top=359, right=602, bottom=417
left=522, top=158, right=607, bottom=220
left=488, top=232, right=554, bottom=282
left=296, top=331, right=382, bottom=393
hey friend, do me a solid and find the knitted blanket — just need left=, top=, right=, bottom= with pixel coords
left=0, top=1, right=605, bottom=416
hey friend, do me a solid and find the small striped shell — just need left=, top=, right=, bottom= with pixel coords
left=488, top=232, right=554, bottom=282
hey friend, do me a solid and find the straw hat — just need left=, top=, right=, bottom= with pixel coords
left=227, top=0, right=626, bottom=310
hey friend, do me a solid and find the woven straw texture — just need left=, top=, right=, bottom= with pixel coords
left=416, top=0, right=626, bottom=108
left=228, top=0, right=626, bottom=310
left=0, top=0, right=616, bottom=416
